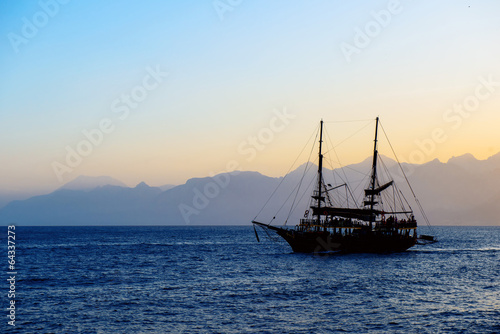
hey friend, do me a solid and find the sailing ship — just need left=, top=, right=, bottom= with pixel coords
left=252, top=118, right=435, bottom=253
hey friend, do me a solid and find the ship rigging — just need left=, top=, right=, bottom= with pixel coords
left=252, top=117, right=436, bottom=253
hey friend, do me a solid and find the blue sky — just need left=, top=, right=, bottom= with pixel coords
left=1, top=0, right=500, bottom=195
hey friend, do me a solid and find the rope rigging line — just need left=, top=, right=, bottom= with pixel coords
left=323, top=118, right=374, bottom=124
left=256, top=223, right=280, bottom=242
left=378, top=155, right=409, bottom=217
left=271, top=162, right=316, bottom=225
left=322, top=119, right=374, bottom=156
left=322, top=134, right=346, bottom=206
left=379, top=121, right=435, bottom=235
left=324, top=128, right=359, bottom=208
left=378, top=157, right=393, bottom=212
left=399, top=190, right=413, bottom=213
left=252, top=123, right=319, bottom=222
left=284, top=130, right=319, bottom=225
left=292, top=172, right=318, bottom=220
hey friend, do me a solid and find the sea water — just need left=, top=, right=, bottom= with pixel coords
left=4, top=226, right=500, bottom=333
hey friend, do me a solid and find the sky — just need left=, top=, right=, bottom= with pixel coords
left=1, top=0, right=500, bottom=197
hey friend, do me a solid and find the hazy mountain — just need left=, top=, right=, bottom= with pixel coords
left=1, top=153, right=500, bottom=226
left=59, top=175, right=128, bottom=191
left=0, top=176, right=129, bottom=210
left=447, top=152, right=500, bottom=174
left=0, top=192, right=40, bottom=210
left=158, top=184, right=176, bottom=191
left=1, top=182, right=163, bottom=225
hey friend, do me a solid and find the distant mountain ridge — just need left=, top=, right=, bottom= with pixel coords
left=1, top=152, right=500, bottom=226
left=59, top=175, right=128, bottom=191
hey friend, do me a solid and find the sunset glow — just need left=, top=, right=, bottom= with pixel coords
left=1, top=0, right=499, bottom=195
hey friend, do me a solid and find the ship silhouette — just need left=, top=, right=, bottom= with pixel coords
left=253, top=118, right=435, bottom=253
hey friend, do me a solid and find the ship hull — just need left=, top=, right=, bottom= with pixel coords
left=255, top=223, right=416, bottom=253
left=280, top=230, right=416, bottom=253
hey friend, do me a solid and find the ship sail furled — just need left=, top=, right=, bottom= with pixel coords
left=364, top=181, right=393, bottom=196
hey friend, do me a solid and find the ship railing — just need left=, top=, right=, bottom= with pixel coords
left=297, top=218, right=372, bottom=231
left=325, top=218, right=364, bottom=228
left=297, top=219, right=316, bottom=231
left=376, top=220, right=417, bottom=229
left=299, top=219, right=317, bottom=226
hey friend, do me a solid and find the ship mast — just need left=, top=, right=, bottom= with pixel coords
left=369, top=117, right=380, bottom=228
left=316, top=120, right=324, bottom=223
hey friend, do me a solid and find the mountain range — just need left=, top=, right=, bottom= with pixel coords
left=1, top=153, right=500, bottom=226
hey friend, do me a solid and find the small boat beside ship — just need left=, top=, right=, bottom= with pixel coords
left=252, top=117, right=436, bottom=253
